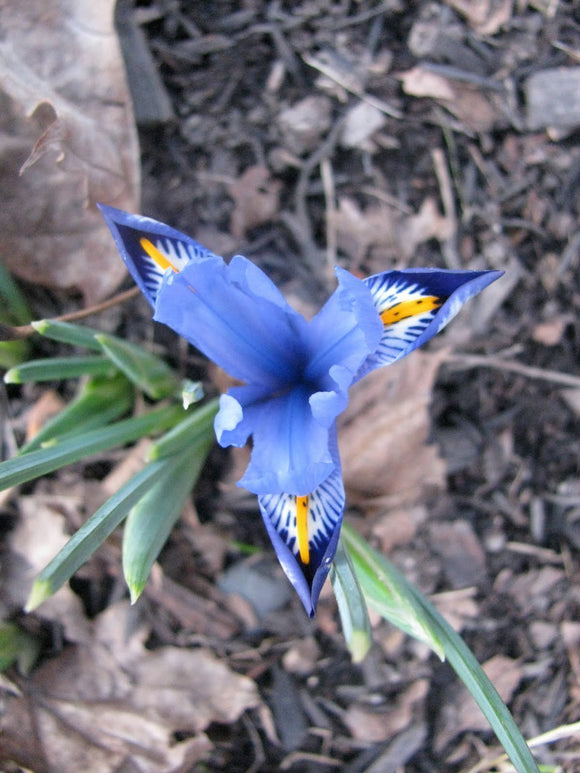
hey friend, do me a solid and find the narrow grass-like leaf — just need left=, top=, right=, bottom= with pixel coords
left=31, top=319, right=103, bottom=351
left=341, top=523, right=444, bottom=659
left=96, top=334, right=180, bottom=400
left=4, top=355, right=116, bottom=384
left=0, top=260, right=30, bottom=325
left=342, top=523, right=540, bottom=773
left=330, top=537, right=372, bottom=663
left=0, top=621, right=41, bottom=673
left=0, top=339, right=29, bottom=370
left=19, top=374, right=134, bottom=454
left=26, top=461, right=166, bottom=610
left=0, top=404, right=184, bottom=492
left=123, top=425, right=214, bottom=602
left=147, top=397, right=219, bottom=460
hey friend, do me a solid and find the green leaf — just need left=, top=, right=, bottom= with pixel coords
left=147, top=397, right=219, bottom=460
left=31, top=319, right=103, bottom=351
left=19, top=374, right=134, bottom=454
left=0, top=403, right=184, bottom=492
left=123, top=422, right=215, bottom=602
left=330, top=537, right=372, bottom=663
left=0, top=260, right=31, bottom=325
left=342, top=523, right=540, bottom=773
left=0, top=621, right=41, bottom=673
left=96, top=334, right=180, bottom=400
left=4, top=355, right=117, bottom=384
left=0, top=339, right=29, bottom=370
left=26, top=461, right=166, bottom=609
left=341, top=523, right=444, bottom=659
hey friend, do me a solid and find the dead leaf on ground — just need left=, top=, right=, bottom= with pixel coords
left=329, top=196, right=453, bottom=267
left=0, top=602, right=260, bottom=773
left=400, top=66, right=504, bottom=133
left=278, top=95, right=333, bottom=155
left=344, top=680, right=428, bottom=743
left=443, top=0, right=513, bottom=35
left=434, top=654, right=523, bottom=752
left=24, top=389, right=65, bottom=442
left=229, top=165, right=281, bottom=238
left=339, top=351, right=447, bottom=513
left=371, top=505, right=427, bottom=553
left=0, top=0, right=140, bottom=305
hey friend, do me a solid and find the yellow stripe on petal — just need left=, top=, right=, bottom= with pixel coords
left=296, top=495, right=310, bottom=565
left=380, top=295, right=441, bottom=325
left=139, top=237, right=179, bottom=273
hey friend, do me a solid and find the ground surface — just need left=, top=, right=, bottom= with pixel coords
left=2, top=1, right=580, bottom=771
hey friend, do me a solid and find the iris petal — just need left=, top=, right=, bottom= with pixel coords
left=258, top=447, right=344, bottom=617
left=98, top=205, right=217, bottom=306
left=356, top=268, right=504, bottom=380
left=219, top=384, right=336, bottom=496
left=155, top=255, right=308, bottom=388
left=305, top=268, right=383, bottom=388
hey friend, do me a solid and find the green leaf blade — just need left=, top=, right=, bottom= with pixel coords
left=147, top=398, right=219, bottom=460
left=96, top=334, right=180, bottom=400
left=0, top=404, right=184, bottom=492
left=342, top=523, right=539, bottom=773
left=4, top=355, right=116, bottom=384
left=31, top=319, right=103, bottom=351
left=26, top=461, right=166, bottom=608
left=330, top=537, right=372, bottom=663
left=20, top=374, right=134, bottom=454
left=124, top=405, right=217, bottom=600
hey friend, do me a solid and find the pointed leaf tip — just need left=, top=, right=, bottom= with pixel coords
left=25, top=579, right=53, bottom=612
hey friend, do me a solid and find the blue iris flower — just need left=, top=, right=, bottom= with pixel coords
left=99, top=205, right=502, bottom=616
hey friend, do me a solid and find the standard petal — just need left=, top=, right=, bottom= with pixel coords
left=155, top=255, right=308, bottom=388
left=220, top=383, right=335, bottom=496
left=304, top=267, right=383, bottom=391
left=98, top=205, right=217, bottom=307
left=258, top=458, right=344, bottom=616
left=356, top=268, right=504, bottom=380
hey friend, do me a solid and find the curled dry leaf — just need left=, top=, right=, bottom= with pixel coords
left=329, top=196, right=453, bottom=266
left=0, top=602, right=260, bottom=773
left=0, top=0, right=140, bottom=304
left=400, top=65, right=503, bottom=133
left=339, top=350, right=447, bottom=514
left=229, top=165, right=281, bottom=239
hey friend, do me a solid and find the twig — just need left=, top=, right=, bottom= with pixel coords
left=320, top=157, right=337, bottom=270
left=0, top=286, right=141, bottom=341
left=431, top=147, right=460, bottom=269
left=302, top=52, right=402, bottom=119
left=446, top=352, right=580, bottom=389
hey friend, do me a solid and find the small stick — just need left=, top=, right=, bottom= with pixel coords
left=320, top=157, right=337, bottom=270
left=0, top=286, right=141, bottom=341
left=446, top=352, right=580, bottom=389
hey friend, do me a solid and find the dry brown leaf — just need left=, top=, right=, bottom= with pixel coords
left=344, top=680, right=428, bottom=743
left=400, top=65, right=502, bottom=133
left=532, top=316, right=573, bottom=346
left=428, top=520, right=487, bottom=588
left=371, top=505, right=427, bottom=553
left=434, top=654, right=523, bottom=752
left=229, top=166, right=281, bottom=238
left=24, top=389, right=65, bottom=442
left=443, top=0, right=513, bottom=34
left=339, top=351, right=447, bottom=513
left=278, top=95, right=333, bottom=155
left=0, top=0, right=139, bottom=304
left=0, top=602, right=260, bottom=773
left=330, top=196, right=453, bottom=265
